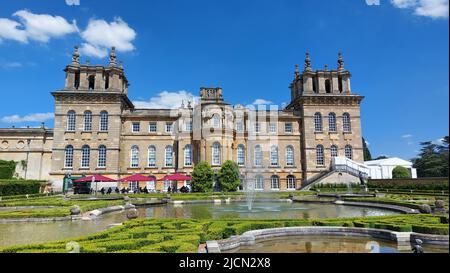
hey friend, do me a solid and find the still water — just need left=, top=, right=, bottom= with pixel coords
left=0, top=202, right=399, bottom=248
left=223, top=235, right=450, bottom=253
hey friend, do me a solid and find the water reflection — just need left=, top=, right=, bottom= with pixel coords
left=1, top=202, right=399, bottom=248
left=224, top=235, right=449, bottom=253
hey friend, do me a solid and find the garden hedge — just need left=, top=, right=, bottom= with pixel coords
left=1, top=215, right=447, bottom=253
left=368, top=178, right=449, bottom=191
left=0, top=180, right=45, bottom=196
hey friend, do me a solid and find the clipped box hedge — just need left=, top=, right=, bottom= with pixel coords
left=0, top=180, right=45, bottom=196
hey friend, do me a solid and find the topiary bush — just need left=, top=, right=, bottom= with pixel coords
left=392, top=166, right=412, bottom=179
left=191, top=161, right=214, bottom=192
left=0, top=180, right=44, bottom=196
left=217, top=160, right=241, bottom=192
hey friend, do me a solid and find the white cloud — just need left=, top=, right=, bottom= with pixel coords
left=1, top=112, right=54, bottom=123
left=80, top=17, right=136, bottom=58
left=401, top=134, right=413, bottom=138
left=79, top=43, right=108, bottom=58
left=0, top=61, right=23, bottom=69
left=391, top=0, right=449, bottom=18
left=0, top=10, right=77, bottom=44
left=0, top=18, right=28, bottom=43
left=252, top=99, right=273, bottom=105
left=132, top=91, right=199, bottom=109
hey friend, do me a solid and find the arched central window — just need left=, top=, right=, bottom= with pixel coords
left=237, top=144, right=245, bottom=166
left=184, top=144, right=192, bottom=167
left=64, top=145, right=74, bottom=168
left=212, top=114, right=221, bottom=128
left=314, top=113, right=322, bottom=132
left=165, top=146, right=173, bottom=167
left=328, top=113, right=337, bottom=132
left=254, top=145, right=263, bottom=167
left=345, top=145, right=353, bottom=160
left=212, top=142, right=221, bottom=166
left=83, top=111, right=92, bottom=131
left=148, top=145, right=156, bottom=167
left=287, top=175, right=296, bottom=190
left=316, top=145, right=324, bottom=166
left=255, top=175, right=264, bottom=190
left=81, top=145, right=90, bottom=168
left=286, top=145, right=294, bottom=166
left=270, top=175, right=280, bottom=190
left=330, top=145, right=338, bottom=158
left=98, top=145, right=107, bottom=168
left=67, top=111, right=76, bottom=131
left=343, top=113, right=351, bottom=132
left=130, top=145, right=139, bottom=168
left=270, top=146, right=279, bottom=166
left=99, top=111, right=108, bottom=132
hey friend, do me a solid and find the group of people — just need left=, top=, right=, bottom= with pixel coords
left=92, top=185, right=191, bottom=195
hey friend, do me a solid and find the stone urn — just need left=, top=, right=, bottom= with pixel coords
left=123, top=195, right=130, bottom=202
left=126, top=208, right=138, bottom=220
left=419, top=204, right=432, bottom=214
left=124, top=203, right=135, bottom=210
left=70, top=205, right=81, bottom=216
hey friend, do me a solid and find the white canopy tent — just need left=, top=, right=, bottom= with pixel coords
left=364, top=157, right=417, bottom=179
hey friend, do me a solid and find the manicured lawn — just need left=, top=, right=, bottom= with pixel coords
left=1, top=214, right=447, bottom=253
left=0, top=196, right=124, bottom=218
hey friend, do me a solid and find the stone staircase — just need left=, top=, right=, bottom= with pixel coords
left=300, top=157, right=370, bottom=190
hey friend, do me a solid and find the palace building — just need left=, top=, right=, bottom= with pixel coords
left=0, top=47, right=366, bottom=191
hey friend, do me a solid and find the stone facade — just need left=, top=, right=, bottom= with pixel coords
left=0, top=48, right=365, bottom=191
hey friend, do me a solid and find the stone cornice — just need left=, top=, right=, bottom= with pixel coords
left=52, top=90, right=134, bottom=109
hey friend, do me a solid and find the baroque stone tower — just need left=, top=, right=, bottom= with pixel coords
left=50, top=46, right=134, bottom=179
left=286, top=52, right=365, bottom=183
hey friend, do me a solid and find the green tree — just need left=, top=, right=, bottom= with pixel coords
left=412, top=136, right=449, bottom=178
left=362, top=137, right=372, bottom=161
left=217, top=160, right=240, bottom=192
left=190, top=161, right=214, bottom=192
left=392, top=166, right=411, bottom=179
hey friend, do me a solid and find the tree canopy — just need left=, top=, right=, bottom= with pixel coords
left=217, top=160, right=241, bottom=192
left=412, top=136, right=449, bottom=178
left=191, top=161, right=214, bottom=192
left=362, top=137, right=372, bottom=161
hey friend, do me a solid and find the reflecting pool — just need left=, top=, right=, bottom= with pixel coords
left=0, top=201, right=400, bottom=248
left=223, top=235, right=449, bottom=253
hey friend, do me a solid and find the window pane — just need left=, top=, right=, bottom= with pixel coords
left=100, top=111, right=108, bottom=131
left=212, top=142, right=221, bottom=166
left=84, top=111, right=92, bottom=131
left=237, top=145, right=245, bottom=166
left=67, top=111, right=76, bottom=131
left=285, top=123, right=293, bottom=133
left=270, top=146, right=278, bottom=166
left=131, top=146, right=139, bottom=167
left=132, top=122, right=140, bottom=133
left=165, top=146, right=173, bottom=167
left=148, top=146, right=156, bottom=167
left=316, top=145, right=324, bottom=166
left=149, top=122, right=157, bottom=132
left=254, top=145, right=262, bottom=166
left=185, top=145, right=192, bottom=166
left=64, top=146, right=73, bottom=168
left=98, top=146, right=107, bottom=167
left=345, top=145, right=353, bottom=160
left=286, top=146, right=294, bottom=166
left=314, top=113, right=322, bottom=132
left=81, top=146, right=90, bottom=168
left=328, top=113, right=337, bottom=132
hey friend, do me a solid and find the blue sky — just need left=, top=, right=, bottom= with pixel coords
left=0, top=0, right=448, bottom=160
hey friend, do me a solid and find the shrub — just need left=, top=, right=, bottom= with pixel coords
left=0, top=161, right=17, bottom=179
left=191, top=161, right=214, bottom=192
left=0, top=180, right=44, bottom=196
left=217, top=161, right=241, bottom=192
left=412, top=225, right=449, bottom=235
left=392, top=166, right=412, bottom=179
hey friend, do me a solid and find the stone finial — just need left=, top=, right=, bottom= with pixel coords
left=338, top=51, right=345, bottom=71
left=40, top=122, right=45, bottom=129
left=181, top=100, right=185, bottom=108
left=109, top=47, right=117, bottom=67
left=304, top=52, right=312, bottom=71
left=120, top=60, right=124, bottom=69
left=71, top=46, right=80, bottom=66
left=86, top=59, right=90, bottom=65
left=187, top=100, right=192, bottom=108
left=324, top=64, right=329, bottom=71
left=294, top=64, right=300, bottom=77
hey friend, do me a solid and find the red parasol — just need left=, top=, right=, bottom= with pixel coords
left=73, top=174, right=116, bottom=182
left=118, top=174, right=157, bottom=182
left=159, top=173, right=192, bottom=181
